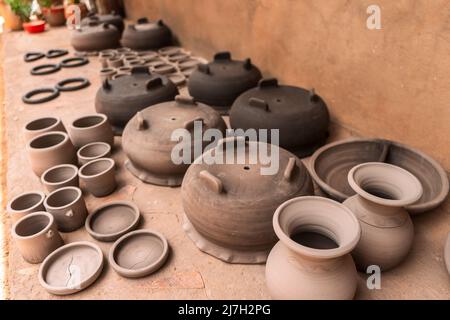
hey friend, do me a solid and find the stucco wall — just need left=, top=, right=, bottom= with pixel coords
left=124, top=0, right=450, bottom=171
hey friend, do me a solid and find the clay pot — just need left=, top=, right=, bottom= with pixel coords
left=99, top=52, right=115, bottom=68
left=95, top=66, right=179, bottom=134
left=343, top=162, right=423, bottom=271
left=78, top=158, right=116, bottom=197
left=44, top=187, right=88, bottom=232
left=100, top=68, right=117, bottom=82
left=68, top=113, right=114, bottom=148
left=266, top=196, right=360, bottom=300
left=230, top=78, right=330, bottom=158
left=27, top=131, right=76, bottom=177
left=81, top=12, right=124, bottom=33
left=77, top=142, right=111, bottom=165
left=7, top=191, right=46, bottom=224
left=12, top=212, right=64, bottom=264
left=108, top=56, right=123, bottom=68
left=181, top=137, right=314, bottom=263
left=42, top=5, right=66, bottom=27
left=24, top=116, right=66, bottom=143
left=122, top=95, right=227, bottom=186
left=188, top=51, right=262, bottom=114
left=41, top=164, right=79, bottom=193
left=309, top=138, right=449, bottom=214
left=120, top=17, right=172, bottom=50
left=71, top=22, right=120, bottom=52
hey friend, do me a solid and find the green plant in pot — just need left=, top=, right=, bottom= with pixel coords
left=5, top=0, right=32, bottom=28
left=39, top=0, right=66, bottom=26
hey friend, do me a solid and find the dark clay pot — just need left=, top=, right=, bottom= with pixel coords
left=230, top=78, right=330, bottom=158
left=120, top=17, right=172, bottom=50
left=81, top=12, right=124, bottom=33
left=95, top=66, right=179, bottom=134
left=187, top=51, right=262, bottom=114
left=71, top=22, right=121, bottom=52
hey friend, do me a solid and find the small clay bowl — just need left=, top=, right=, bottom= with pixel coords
left=112, top=73, right=128, bottom=80
left=108, top=57, right=124, bottom=68
left=7, top=191, right=46, bottom=224
left=41, top=164, right=79, bottom=193
left=78, top=158, right=116, bottom=197
left=158, top=46, right=182, bottom=56
left=117, top=66, right=132, bottom=74
left=38, top=241, right=104, bottom=295
left=69, top=113, right=114, bottom=148
left=77, top=142, right=112, bottom=165
left=178, top=58, right=201, bottom=71
left=100, top=68, right=117, bottom=82
left=24, top=116, right=66, bottom=143
left=151, top=63, right=176, bottom=75
left=85, top=201, right=140, bottom=242
left=109, top=229, right=169, bottom=278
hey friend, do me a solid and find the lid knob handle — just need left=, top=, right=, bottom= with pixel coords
left=283, top=157, right=297, bottom=181
left=258, top=78, right=278, bottom=88
left=199, top=170, right=223, bottom=194
left=248, top=97, right=269, bottom=112
left=214, top=51, right=231, bottom=61
left=102, top=79, right=111, bottom=90
left=146, top=77, right=163, bottom=90
left=309, top=88, right=319, bottom=103
left=136, top=111, right=147, bottom=130
left=175, top=95, right=196, bottom=105
left=243, top=58, right=252, bottom=70
left=157, top=19, right=164, bottom=26
left=198, top=63, right=210, bottom=75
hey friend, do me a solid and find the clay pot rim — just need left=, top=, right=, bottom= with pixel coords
left=27, top=131, right=70, bottom=152
left=12, top=211, right=54, bottom=240
left=44, top=186, right=82, bottom=210
left=273, top=196, right=361, bottom=259
left=41, top=164, right=78, bottom=187
left=108, top=229, right=169, bottom=277
left=70, top=113, right=108, bottom=131
left=78, top=157, right=115, bottom=178
left=77, top=142, right=111, bottom=161
left=85, top=200, right=140, bottom=241
left=24, top=116, right=61, bottom=134
left=7, top=190, right=46, bottom=214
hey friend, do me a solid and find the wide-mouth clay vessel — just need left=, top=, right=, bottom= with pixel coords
left=23, top=116, right=66, bottom=143
left=77, top=142, right=111, bottom=165
left=266, top=196, right=360, bottom=300
left=38, top=241, right=104, bottom=295
left=41, top=164, right=79, bottom=193
left=343, top=162, right=423, bottom=271
left=44, top=186, right=88, bottom=232
left=95, top=66, right=179, bottom=135
left=122, top=95, right=226, bottom=186
left=181, top=137, right=314, bottom=263
left=7, top=191, right=46, bottom=224
left=81, top=12, right=124, bottom=33
left=445, top=234, right=450, bottom=276
left=12, top=211, right=64, bottom=264
left=309, top=138, right=449, bottom=214
left=109, top=229, right=169, bottom=278
left=188, top=51, right=262, bottom=114
left=78, top=158, right=116, bottom=197
left=230, top=78, right=330, bottom=158
left=68, top=113, right=114, bottom=148
left=26, top=131, right=76, bottom=177
left=120, top=17, right=172, bottom=50
left=71, top=22, right=121, bottom=52
left=85, top=201, right=140, bottom=242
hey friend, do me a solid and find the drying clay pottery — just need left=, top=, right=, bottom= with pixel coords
left=230, top=78, right=330, bottom=158
left=41, top=164, right=79, bottom=193
left=85, top=201, right=140, bottom=242
left=44, top=187, right=88, bottom=232
left=78, top=158, right=116, bottom=197
left=266, top=196, right=360, bottom=300
left=309, top=138, right=449, bottom=214
left=188, top=51, right=262, bottom=114
left=27, top=131, right=76, bottom=177
left=71, top=22, right=121, bottom=52
left=95, top=66, right=179, bottom=134
left=81, top=12, right=124, bottom=33
left=181, top=137, right=314, bottom=263
left=38, top=241, right=104, bottom=295
left=55, top=78, right=90, bottom=92
left=24, top=116, right=66, bottom=143
left=77, top=142, right=111, bottom=165
left=108, top=56, right=124, bottom=68
left=122, top=95, right=227, bottom=186
left=121, top=17, right=172, bottom=50
left=7, top=191, right=46, bottom=224
left=22, top=87, right=60, bottom=104
left=445, top=234, right=450, bottom=276
left=343, top=163, right=423, bottom=271
left=60, top=57, right=89, bottom=68
left=100, top=68, right=117, bottom=82
left=68, top=113, right=114, bottom=148
left=109, top=229, right=169, bottom=278
left=12, top=212, right=64, bottom=264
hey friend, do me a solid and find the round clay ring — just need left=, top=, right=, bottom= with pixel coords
left=22, top=87, right=60, bottom=104
left=60, top=57, right=89, bottom=68
left=55, top=77, right=90, bottom=92
left=30, top=63, right=61, bottom=75
left=46, top=49, right=69, bottom=59
left=24, top=52, right=45, bottom=62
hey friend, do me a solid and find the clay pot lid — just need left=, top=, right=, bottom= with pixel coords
left=108, top=229, right=169, bottom=278
left=445, top=233, right=450, bottom=276
left=85, top=201, right=140, bottom=242
left=74, top=22, right=119, bottom=35
left=38, top=241, right=104, bottom=295
left=309, top=138, right=450, bottom=214
left=130, top=18, right=167, bottom=31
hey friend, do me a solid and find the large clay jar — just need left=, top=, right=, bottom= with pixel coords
left=68, top=113, right=114, bottom=148
left=27, top=131, right=76, bottom=177
left=121, top=17, right=172, bottom=50
left=181, top=137, right=314, bottom=263
left=95, top=66, right=179, bottom=134
left=265, top=196, right=360, bottom=300
left=230, top=78, right=329, bottom=157
left=188, top=52, right=262, bottom=114
left=122, top=95, right=227, bottom=186
left=343, top=162, right=423, bottom=271
left=81, top=12, right=124, bottom=33
left=71, top=22, right=120, bottom=52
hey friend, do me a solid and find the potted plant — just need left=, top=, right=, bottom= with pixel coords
left=39, top=0, right=65, bottom=26
left=4, top=0, right=31, bottom=30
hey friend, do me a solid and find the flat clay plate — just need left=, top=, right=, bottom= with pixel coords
left=109, top=229, right=169, bottom=278
left=38, top=241, right=104, bottom=295
left=86, top=201, right=140, bottom=242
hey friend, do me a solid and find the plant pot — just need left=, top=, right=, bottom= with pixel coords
left=2, top=3, right=23, bottom=31
left=343, top=162, right=423, bottom=271
left=41, top=164, right=79, bottom=193
left=266, top=196, right=360, bottom=300
left=68, top=113, right=114, bottom=148
left=71, top=22, right=121, bottom=52
left=7, top=191, right=46, bottom=224
left=23, top=116, right=66, bottom=143
left=120, top=17, right=172, bottom=50
left=78, top=158, right=116, bottom=197
left=23, top=20, right=46, bottom=33
left=42, top=5, right=66, bottom=27
left=77, top=142, right=111, bottom=165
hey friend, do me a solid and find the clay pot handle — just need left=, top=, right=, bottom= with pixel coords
left=248, top=97, right=269, bottom=112
left=102, top=79, right=111, bottom=90
left=157, top=19, right=165, bottom=26
left=46, top=230, right=54, bottom=239
left=146, top=77, right=163, bottom=90
left=199, top=170, right=223, bottom=194
left=65, top=210, right=74, bottom=218
left=214, top=52, right=231, bottom=61
left=309, top=88, right=319, bottom=103
left=184, top=117, right=204, bottom=130
left=197, top=64, right=210, bottom=75
left=131, top=66, right=150, bottom=75
left=258, top=78, right=278, bottom=88
left=283, top=157, right=297, bottom=181
left=137, top=17, right=149, bottom=24
left=243, top=58, right=252, bottom=70
left=136, top=111, right=147, bottom=130
left=175, top=95, right=196, bottom=105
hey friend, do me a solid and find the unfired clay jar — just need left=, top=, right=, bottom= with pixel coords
left=24, top=116, right=66, bottom=143
left=44, top=187, right=88, bottom=232
left=265, top=196, right=360, bottom=300
left=41, top=164, right=79, bottom=193
left=7, top=191, right=46, bottom=224
left=27, top=131, right=77, bottom=177
left=78, top=158, right=116, bottom=197
left=181, top=137, right=314, bottom=263
left=68, top=113, right=114, bottom=148
left=77, top=142, right=111, bottom=165
left=120, top=18, right=172, bottom=50
left=71, top=22, right=121, bottom=52
left=12, top=212, right=64, bottom=264
left=343, top=162, right=423, bottom=271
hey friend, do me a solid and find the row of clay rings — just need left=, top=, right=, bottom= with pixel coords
left=22, top=77, right=90, bottom=104
left=30, top=57, right=90, bottom=76
left=24, top=49, right=68, bottom=62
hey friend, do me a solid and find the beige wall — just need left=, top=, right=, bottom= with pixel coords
left=124, top=0, right=450, bottom=171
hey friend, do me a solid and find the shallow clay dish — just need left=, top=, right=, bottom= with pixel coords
left=85, top=201, right=140, bottom=242
left=38, top=241, right=104, bottom=295
left=109, top=229, right=169, bottom=278
left=309, top=138, right=449, bottom=214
